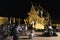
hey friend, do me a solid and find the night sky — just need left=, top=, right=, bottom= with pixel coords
left=0, top=0, right=60, bottom=20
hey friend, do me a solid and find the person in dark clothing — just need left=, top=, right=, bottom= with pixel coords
left=48, top=25, right=53, bottom=36
left=52, top=25, right=56, bottom=33
left=1, top=24, right=7, bottom=40
left=0, top=25, right=2, bottom=40
left=12, top=23, right=18, bottom=40
left=43, top=25, right=48, bottom=36
left=52, top=25, right=57, bottom=36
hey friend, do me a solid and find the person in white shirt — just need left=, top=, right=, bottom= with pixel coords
left=16, top=24, right=22, bottom=34
left=29, top=30, right=35, bottom=39
left=21, top=25, right=25, bottom=35
left=48, top=26, right=53, bottom=30
left=48, top=25, right=53, bottom=36
left=24, top=24, right=28, bottom=35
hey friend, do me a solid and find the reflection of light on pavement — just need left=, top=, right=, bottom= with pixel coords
left=34, top=23, right=44, bottom=29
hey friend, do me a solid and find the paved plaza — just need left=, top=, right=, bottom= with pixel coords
left=7, top=32, right=60, bottom=40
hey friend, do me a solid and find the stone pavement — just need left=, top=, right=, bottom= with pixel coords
left=7, top=32, right=60, bottom=40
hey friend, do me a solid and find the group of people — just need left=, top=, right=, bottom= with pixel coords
left=43, top=25, right=57, bottom=36
left=7, top=23, right=28, bottom=40
left=0, top=22, right=58, bottom=40
left=8, top=23, right=35, bottom=40
left=0, top=24, right=7, bottom=40
left=0, top=23, right=35, bottom=40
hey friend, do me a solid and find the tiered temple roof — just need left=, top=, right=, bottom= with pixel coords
left=25, top=4, right=46, bottom=25
left=24, top=3, right=51, bottom=29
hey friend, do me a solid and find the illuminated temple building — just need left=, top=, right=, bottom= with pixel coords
left=0, top=3, right=51, bottom=30
left=24, top=4, right=51, bottom=29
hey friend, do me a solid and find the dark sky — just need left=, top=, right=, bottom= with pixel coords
left=0, top=0, right=60, bottom=20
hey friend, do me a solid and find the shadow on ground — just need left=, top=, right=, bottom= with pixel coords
left=35, top=34, right=58, bottom=37
left=19, top=38, right=30, bottom=39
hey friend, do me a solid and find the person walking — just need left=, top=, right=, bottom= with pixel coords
left=24, top=24, right=28, bottom=35
left=29, top=30, right=35, bottom=39
left=12, top=23, right=18, bottom=40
